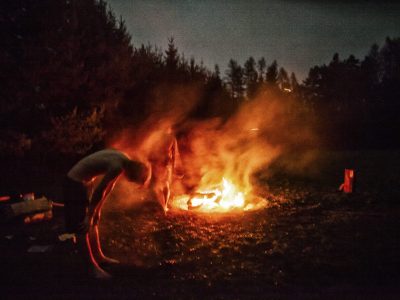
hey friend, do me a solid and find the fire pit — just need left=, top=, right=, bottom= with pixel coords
left=170, top=177, right=268, bottom=213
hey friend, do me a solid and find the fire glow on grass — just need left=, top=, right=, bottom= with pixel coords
left=170, top=177, right=267, bottom=213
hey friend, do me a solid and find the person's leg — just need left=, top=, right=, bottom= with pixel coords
left=150, top=177, right=167, bottom=212
left=162, top=181, right=171, bottom=212
left=64, top=177, right=111, bottom=278
left=89, top=198, right=119, bottom=264
left=63, top=177, right=88, bottom=235
left=92, top=225, right=120, bottom=264
left=163, top=165, right=174, bottom=211
left=150, top=164, right=170, bottom=212
left=75, top=232, right=111, bottom=279
left=79, top=195, right=111, bottom=278
left=152, top=185, right=168, bottom=212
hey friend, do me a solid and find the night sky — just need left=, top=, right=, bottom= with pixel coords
left=107, top=0, right=400, bottom=80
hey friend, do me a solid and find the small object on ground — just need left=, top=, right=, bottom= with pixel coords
left=58, top=233, right=76, bottom=243
left=27, top=244, right=54, bottom=253
left=338, top=169, right=355, bottom=194
left=52, top=201, right=65, bottom=207
left=0, top=197, right=52, bottom=222
left=23, top=193, right=35, bottom=201
left=4, top=235, right=13, bottom=240
left=0, top=196, right=11, bottom=202
left=28, top=236, right=37, bottom=241
left=24, top=210, right=53, bottom=224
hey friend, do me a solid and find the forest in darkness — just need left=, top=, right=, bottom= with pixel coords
left=1, top=0, right=400, bottom=192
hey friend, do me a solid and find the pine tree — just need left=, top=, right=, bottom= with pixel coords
left=277, top=67, right=290, bottom=91
left=243, top=56, right=258, bottom=98
left=380, top=37, right=400, bottom=101
left=257, top=57, right=266, bottom=82
left=226, top=59, right=244, bottom=101
left=361, top=43, right=380, bottom=104
left=165, top=37, right=179, bottom=72
left=290, top=72, right=299, bottom=92
left=214, top=64, right=221, bottom=79
left=266, top=60, right=278, bottom=85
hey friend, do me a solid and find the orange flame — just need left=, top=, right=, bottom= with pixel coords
left=171, top=177, right=266, bottom=213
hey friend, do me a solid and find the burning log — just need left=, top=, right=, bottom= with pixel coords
left=187, top=192, right=217, bottom=210
left=171, top=177, right=267, bottom=213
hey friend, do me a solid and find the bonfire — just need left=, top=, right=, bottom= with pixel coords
left=111, top=98, right=287, bottom=214
left=170, top=177, right=267, bottom=213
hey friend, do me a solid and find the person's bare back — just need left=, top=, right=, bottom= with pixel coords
left=67, top=149, right=131, bottom=184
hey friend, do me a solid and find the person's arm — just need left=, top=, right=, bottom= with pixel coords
left=89, top=168, right=121, bottom=214
left=143, top=160, right=152, bottom=188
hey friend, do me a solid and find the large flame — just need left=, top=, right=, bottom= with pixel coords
left=170, top=177, right=267, bottom=213
left=108, top=89, right=317, bottom=213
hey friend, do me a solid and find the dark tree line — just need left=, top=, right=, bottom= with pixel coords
left=302, top=38, right=400, bottom=148
left=0, top=0, right=134, bottom=160
left=0, top=0, right=232, bottom=165
left=223, top=38, right=400, bottom=149
left=1, top=0, right=400, bottom=194
left=225, top=57, right=299, bottom=101
left=0, top=0, right=234, bottom=193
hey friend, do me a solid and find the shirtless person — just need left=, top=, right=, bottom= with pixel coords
left=63, top=149, right=151, bottom=278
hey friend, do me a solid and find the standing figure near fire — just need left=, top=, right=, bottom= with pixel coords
left=146, top=125, right=183, bottom=212
left=63, top=149, right=151, bottom=279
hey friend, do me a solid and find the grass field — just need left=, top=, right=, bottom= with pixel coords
left=1, top=150, right=400, bottom=299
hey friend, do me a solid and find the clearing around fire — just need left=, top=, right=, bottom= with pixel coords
left=1, top=151, right=399, bottom=299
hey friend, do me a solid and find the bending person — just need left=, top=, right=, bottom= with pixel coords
left=63, top=149, right=151, bottom=279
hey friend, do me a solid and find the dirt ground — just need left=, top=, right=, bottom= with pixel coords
left=1, top=150, right=400, bottom=299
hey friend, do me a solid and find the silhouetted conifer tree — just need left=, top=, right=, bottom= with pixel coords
left=266, top=60, right=278, bottom=85
left=290, top=72, right=299, bottom=92
left=257, top=57, right=266, bottom=83
left=244, top=56, right=258, bottom=99
left=226, top=59, right=244, bottom=101
left=165, top=37, right=179, bottom=73
left=277, top=67, right=290, bottom=91
left=380, top=37, right=400, bottom=105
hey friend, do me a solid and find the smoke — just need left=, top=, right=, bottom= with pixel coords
left=178, top=88, right=318, bottom=194
left=108, top=82, right=203, bottom=159
left=108, top=178, right=151, bottom=209
left=108, top=86, right=318, bottom=208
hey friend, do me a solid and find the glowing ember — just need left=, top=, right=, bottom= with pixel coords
left=171, top=177, right=267, bottom=213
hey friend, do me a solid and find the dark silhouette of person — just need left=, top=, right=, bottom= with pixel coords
left=138, top=120, right=184, bottom=212
left=147, top=125, right=183, bottom=212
